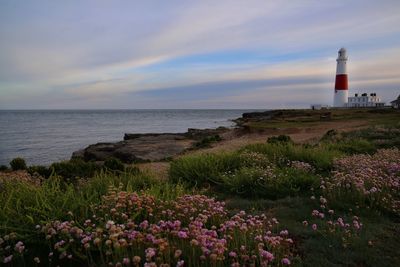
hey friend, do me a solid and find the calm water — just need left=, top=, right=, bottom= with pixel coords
left=0, top=109, right=257, bottom=166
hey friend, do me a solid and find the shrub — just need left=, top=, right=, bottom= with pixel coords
left=169, top=152, right=242, bottom=185
left=10, top=157, right=27, bottom=171
left=342, top=125, right=400, bottom=149
left=0, top=165, right=8, bottom=171
left=325, top=139, right=376, bottom=155
left=103, top=157, right=125, bottom=172
left=267, top=135, right=293, bottom=144
left=221, top=165, right=318, bottom=199
left=50, top=159, right=100, bottom=181
left=320, top=129, right=341, bottom=142
left=193, top=134, right=222, bottom=148
left=27, top=165, right=52, bottom=178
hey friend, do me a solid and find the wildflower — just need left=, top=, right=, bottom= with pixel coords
left=282, top=258, right=291, bottom=265
left=34, top=257, right=40, bottom=264
left=177, top=231, right=188, bottom=239
left=145, top=247, right=156, bottom=259
left=312, top=224, right=317, bottom=231
left=210, top=254, right=218, bottom=261
left=123, top=258, right=130, bottom=265
left=190, top=239, right=199, bottom=246
left=280, top=230, right=289, bottom=236
left=260, top=250, right=274, bottom=262
left=94, top=237, right=101, bottom=246
left=132, top=256, right=141, bottom=265
left=14, top=241, right=25, bottom=253
left=174, top=249, right=182, bottom=258
left=302, top=220, right=308, bottom=226
left=3, top=255, right=13, bottom=263
left=176, top=260, right=184, bottom=267
left=229, top=251, right=237, bottom=258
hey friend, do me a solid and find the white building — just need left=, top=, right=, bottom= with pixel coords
left=346, top=93, right=385, bottom=108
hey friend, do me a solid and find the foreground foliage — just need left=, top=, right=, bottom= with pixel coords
left=1, top=189, right=296, bottom=266
left=1, top=124, right=400, bottom=266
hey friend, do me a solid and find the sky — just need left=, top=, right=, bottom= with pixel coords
left=0, top=0, right=400, bottom=109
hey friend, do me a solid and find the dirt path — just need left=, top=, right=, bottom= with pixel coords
left=138, top=119, right=370, bottom=179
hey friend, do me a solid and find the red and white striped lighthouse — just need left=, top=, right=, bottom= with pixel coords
left=333, top=48, right=348, bottom=107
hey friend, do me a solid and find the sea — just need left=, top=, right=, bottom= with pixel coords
left=0, top=109, right=259, bottom=166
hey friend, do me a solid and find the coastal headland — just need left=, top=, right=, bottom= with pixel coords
left=1, top=107, right=400, bottom=266
left=70, top=107, right=400, bottom=175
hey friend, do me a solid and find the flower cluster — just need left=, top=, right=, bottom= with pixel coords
left=325, top=148, right=400, bottom=214
left=305, top=194, right=363, bottom=247
left=0, top=233, right=25, bottom=264
left=240, top=151, right=273, bottom=169
left=289, top=161, right=315, bottom=173
left=33, top=190, right=295, bottom=266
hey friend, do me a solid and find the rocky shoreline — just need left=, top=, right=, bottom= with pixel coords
left=71, top=127, right=231, bottom=163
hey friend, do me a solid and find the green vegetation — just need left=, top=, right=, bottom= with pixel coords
left=103, top=157, right=125, bottom=172
left=0, top=165, right=8, bottom=171
left=1, top=113, right=400, bottom=266
left=193, top=134, right=222, bottom=148
left=267, top=134, right=294, bottom=144
left=27, top=165, right=53, bottom=178
left=10, top=157, right=27, bottom=171
left=50, top=159, right=100, bottom=182
left=240, top=108, right=400, bottom=130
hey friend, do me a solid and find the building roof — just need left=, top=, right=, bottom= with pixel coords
left=390, top=94, right=400, bottom=104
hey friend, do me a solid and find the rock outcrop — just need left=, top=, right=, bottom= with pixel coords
left=72, top=127, right=230, bottom=163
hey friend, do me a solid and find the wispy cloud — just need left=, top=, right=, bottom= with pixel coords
left=0, top=0, right=399, bottom=109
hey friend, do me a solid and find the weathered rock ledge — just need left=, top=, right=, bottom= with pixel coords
left=71, top=127, right=229, bottom=163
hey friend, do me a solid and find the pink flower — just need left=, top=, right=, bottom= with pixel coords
left=3, top=255, right=13, bottom=263
left=229, top=251, right=237, bottom=258
left=123, top=258, right=130, bottom=265
left=260, top=250, right=274, bottom=261
left=282, top=258, right=291, bottom=265
left=312, top=224, right=317, bottom=231
left=302, top=220, right=308, bottom=226
left=145, top=247, right=156, bottom=259
left=178, top=231, right=188, bottom=239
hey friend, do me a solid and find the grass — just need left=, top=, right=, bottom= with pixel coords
left=241, top=108, right=400, bottom=130
left=1, top=115, right=400, bottom=266
left=241, top=143, right=343, bottom=172
left=169, top=152, right=242, bottom=185
left=0, top=170, right=180, bottom=237
left=225, top=196, right=400, bottom=267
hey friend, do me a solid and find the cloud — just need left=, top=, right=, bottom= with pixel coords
left=0, top=0, right=400, bottom=109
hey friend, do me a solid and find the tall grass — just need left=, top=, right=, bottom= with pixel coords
left=0, top=170, right=178, bottom=238
left=169, top=152, right=242, bottom=185
left=240, top=143, right=342, bottom=171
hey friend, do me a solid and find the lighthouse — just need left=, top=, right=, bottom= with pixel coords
left=333, top=48, right=349, bottom=107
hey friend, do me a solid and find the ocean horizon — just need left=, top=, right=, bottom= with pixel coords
left=0, top=109, right=262, bottom=166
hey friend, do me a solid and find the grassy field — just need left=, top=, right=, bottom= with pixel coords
left=1, top=109, right=400, bottom=266
left=239, top=108, right=400, bottom=130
